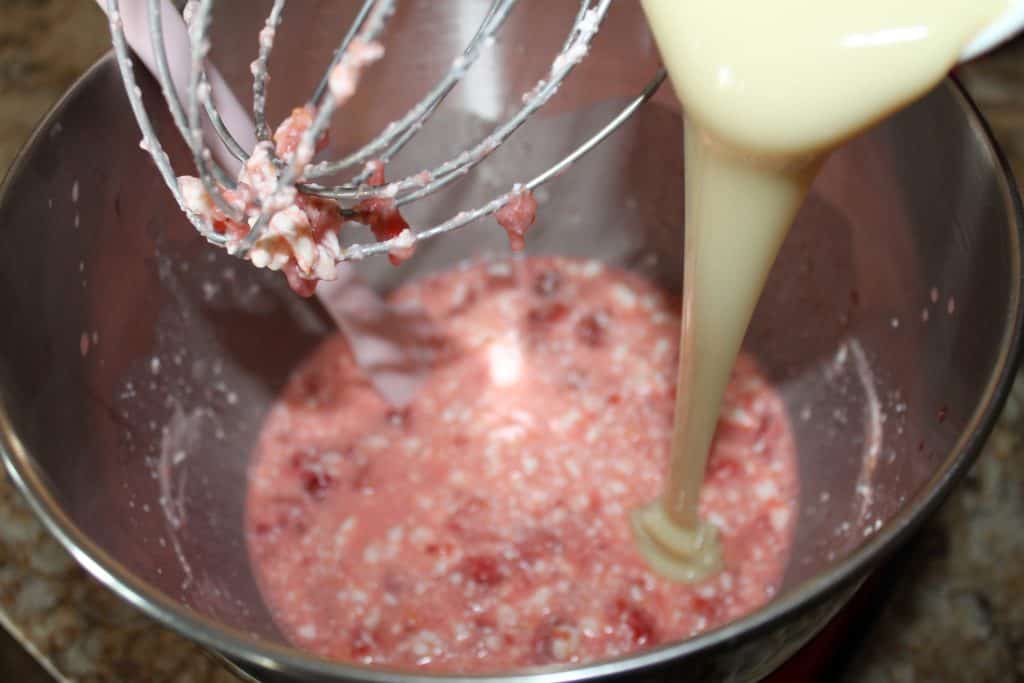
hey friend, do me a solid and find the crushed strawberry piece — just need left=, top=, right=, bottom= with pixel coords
left=459, top=555, right=506, bottom=587
left=274, top=106, right=330, bottom=160
left=296, top=194, right=344, bottom=242
left=495, top=188, right=538, bottom=251
left=612, top=598, right=659, bottom=646
left=355, top=197, right=408, bottom=243
left=531, top=618, right=581, bottom=664
left=365, top=159, right=386, bottom=186
left=328, top=38, right=385, bottom=102
left=176, top=110, right=347, bottom=297
left=284, top=262, right=320, bottom=298
left=533, top=269, right=563, bottom=297
left=351, top=161, right=416, bottom=265
left=174, top=41, right=386, bottom=295
left=575, top=310, right=610, bottom=347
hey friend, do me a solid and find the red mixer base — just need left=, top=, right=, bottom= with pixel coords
left=763, top=571, right=886, bottom=681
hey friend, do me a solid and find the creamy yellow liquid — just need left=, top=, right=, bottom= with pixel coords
left=634, top=0, right=1008, bottom=581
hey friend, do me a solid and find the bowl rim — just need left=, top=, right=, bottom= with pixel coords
left=1, top=53, right=1022, bottom=682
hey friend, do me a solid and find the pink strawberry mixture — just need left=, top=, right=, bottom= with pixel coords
left=246, top=256, right=798, bottom=673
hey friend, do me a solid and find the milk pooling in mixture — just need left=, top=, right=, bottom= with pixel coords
left=633, top=0, right=1010, bottom=579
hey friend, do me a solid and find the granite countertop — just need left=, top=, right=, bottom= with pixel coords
left=1, top=2, right=1023, bottom=682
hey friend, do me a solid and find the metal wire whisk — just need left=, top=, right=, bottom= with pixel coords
left=106, top=0, right=665, bottom=292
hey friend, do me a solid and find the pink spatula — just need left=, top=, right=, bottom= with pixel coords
left=98, top=0, right=433, bottom=407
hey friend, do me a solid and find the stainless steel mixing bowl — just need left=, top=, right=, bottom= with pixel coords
left=0, top=3, right=1022, bottom=682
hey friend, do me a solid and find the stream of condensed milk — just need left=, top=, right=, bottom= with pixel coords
left=632, top=0, right=1008, bottom=581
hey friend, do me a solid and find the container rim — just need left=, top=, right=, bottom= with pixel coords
left=1, top=54, right=1022, bottom=683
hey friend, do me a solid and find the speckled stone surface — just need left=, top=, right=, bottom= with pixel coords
left=0, top=1, right=1023, bottom=682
